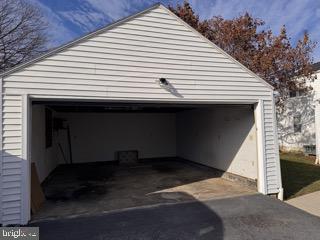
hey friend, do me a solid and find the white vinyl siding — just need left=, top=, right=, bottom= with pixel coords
left=1, top=95, right=23, bottom=225
left=263, top=100, right=280, bottom=194
left=0, top=4, right=281, bottom=225
left=3, top=8, right=270, bottom=101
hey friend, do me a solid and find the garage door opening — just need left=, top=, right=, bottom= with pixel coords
left=30, top=101, right=258, bottom=221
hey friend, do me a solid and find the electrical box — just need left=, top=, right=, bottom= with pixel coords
left=117, top=150, right=139, bottom=165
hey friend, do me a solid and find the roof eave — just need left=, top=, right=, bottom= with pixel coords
left=0, top=3, right=162, bottom=78
left=1, top=3, right=274, bottom=92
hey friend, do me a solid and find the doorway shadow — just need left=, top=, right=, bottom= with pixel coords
left=29, top=191, right=224, bottom=240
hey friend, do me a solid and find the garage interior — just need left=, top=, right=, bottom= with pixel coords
left=30, top=101, right=258, bottom=221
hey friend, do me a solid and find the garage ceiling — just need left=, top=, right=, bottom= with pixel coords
left=32, top=101, right=196, bottom=113
left=32, top=101, right=252, bottom=113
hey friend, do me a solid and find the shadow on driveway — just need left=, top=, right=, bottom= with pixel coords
left=29, top=193, right=320, bottom=240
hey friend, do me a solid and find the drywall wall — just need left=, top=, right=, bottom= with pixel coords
left=32, top=106, right=257, bottom=180
left=31, top=105, right=61, bottom=182
left=176, top=106, right=258, bottom=180
left=57, top=112, right=177, bottom=163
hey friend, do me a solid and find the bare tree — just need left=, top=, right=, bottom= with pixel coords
left=169, top=1, right=317, bottom=108
left=0, top=0, right=47, bottom=72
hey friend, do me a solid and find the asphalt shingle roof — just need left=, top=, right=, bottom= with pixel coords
left=312, top=62, right=320, bottom=71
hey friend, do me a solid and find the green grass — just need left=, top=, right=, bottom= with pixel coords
left=280, top=152, right=320, bottom=199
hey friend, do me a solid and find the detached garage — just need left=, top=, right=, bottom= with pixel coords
left=0, top=4, right=282, bottom=225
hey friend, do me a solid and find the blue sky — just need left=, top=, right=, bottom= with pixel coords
left=30, top=0, right=320, bottom=61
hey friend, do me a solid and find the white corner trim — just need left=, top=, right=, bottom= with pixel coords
left=277, top=187, right=284, bottom=201
left=254, top=100, right=267, bottom=194
left=315, top=101, right=320, bottom=164
left=272, top=95, right=283, bottom=195
left=0, top=77, right=3, bottom=224
left=21, top=94, right=31, bottom=224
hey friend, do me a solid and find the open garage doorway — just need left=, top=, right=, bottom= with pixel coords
left=30, top=101, right=258, bottom=221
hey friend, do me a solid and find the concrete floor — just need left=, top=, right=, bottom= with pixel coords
left=32, top=158, right=255, bottom=221
left=286, top=191, right=320, bottom=217
left=30, top=194, right=320, bottom=240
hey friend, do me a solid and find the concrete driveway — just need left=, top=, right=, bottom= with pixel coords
left=30, top=193, right=320, bottom=240
left=286, top=191, right=320, bottom=217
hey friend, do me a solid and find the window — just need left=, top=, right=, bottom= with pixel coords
left=298, top=90, right=306, bottom=96
left=289, top=91, right=297, bottom=98
left=293, top=114, right=302, bottom=133
left=289, top=90, right=306, bottom=98
left=45, top=108, right=53, bottom=148
left=303, top=145, right=316, bottom=155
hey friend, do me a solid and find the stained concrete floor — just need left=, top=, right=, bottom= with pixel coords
left=32, top=158, right=255, bottom=221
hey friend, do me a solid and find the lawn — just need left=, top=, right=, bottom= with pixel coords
left=281, top=152, right=320, bottom=199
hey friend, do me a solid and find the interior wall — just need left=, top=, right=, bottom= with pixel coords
left=31, top=104, right=257, bottom=182
left=31, top=105, right=61, bottom=182
left=56, top=112, right=177, bottom=163
left=176, top=106, right=258, bottom=180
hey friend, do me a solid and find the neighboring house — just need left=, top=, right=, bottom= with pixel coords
left=0, top=4, right=282, bottom=225
left=278, top=62, right=320, bottom=160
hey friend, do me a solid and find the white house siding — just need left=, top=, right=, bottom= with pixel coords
left=264, top=99, right=281, bottom=193
left=1, top=95, right=23, bottom=225
left=0, top=5, right=280, bottom=225
left=278, top=94, right=315, bottom=151
left=314, top=72, right=320, bottom=161
left=278, top=70, right=320, bottom=153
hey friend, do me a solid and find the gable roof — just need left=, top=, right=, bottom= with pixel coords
left=312, top=62, right=320, bottom=72
left=1, top=3, right=273, bottom=90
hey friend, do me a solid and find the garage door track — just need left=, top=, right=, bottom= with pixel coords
left=29, top=193, right=320, bottom=240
